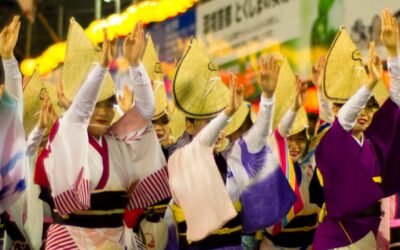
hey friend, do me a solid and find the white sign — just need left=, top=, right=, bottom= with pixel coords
left=196, top=0, right=301, bottom=64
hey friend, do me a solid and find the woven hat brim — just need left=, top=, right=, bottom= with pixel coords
left=172, top=38, right=229, bottom=119
left=63, top=18, right=114, bottom=103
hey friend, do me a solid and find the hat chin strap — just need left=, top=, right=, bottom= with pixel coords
left=203, top=77, right=221, bottom=99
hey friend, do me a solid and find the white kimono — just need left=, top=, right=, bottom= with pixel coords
left=35, top=63, right=170, bottom=249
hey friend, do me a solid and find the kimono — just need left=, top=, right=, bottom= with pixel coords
left=0, top=58, right=27, bottom=214
left=313, top=56, right=400, bottom=249
left=34, top=64, right=170, bottom=249
left=262, top=91, right=333, bottom=249
left=390, top=194, right=400, bottom=248
left=167, top=96, right=295, bottom=250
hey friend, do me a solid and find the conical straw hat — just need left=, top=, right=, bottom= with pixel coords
left=224, top=101, right=254, bottom=136
left=63, top=18, right=114, bottom=103
left=272, top=57, right=308, bottom=134
left=168, top=102, right=186, bottom=140
left=23, top=68, right=63, bottom=136
left=323, top=26, right=388, bottom=104
left=152, top=80, right=169, bottom=120
left=290, top=107, right=308, bottom=136
left=143, top=35, right=163, bottom=83
left=142, top=35, right=169, bottom=120
left=172, top=38, right=229, bottom=119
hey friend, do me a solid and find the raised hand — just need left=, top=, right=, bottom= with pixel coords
left=224, top=73, right=244, bottom=117
left=259, top=55, right=281, bottom=98
left=0, top=16, right=21, bottom=59
left=100, top=28, right=117, bottom=67
left=56, top=81, right=71, bottom=109
left=311, top=56, right=326, bottom=90
left=381, top=9, right=399, bottom=58
left=366, top=41, right=383, bottom=90
left=292, top=74, right=307, bottom=112
left=123, top=21, right=145, bottom=67
left=39, top=96, right=54, bottom=129
left=117, top=84, right=134, bottom=113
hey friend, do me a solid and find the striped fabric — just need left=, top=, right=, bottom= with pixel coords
left=46, top=224, right=79, bottom=250
left=134, top=232, right=146, bottom=250
left=53, top=168, right=90, bottom=215
left=269, top=130, right=304, bottom=234
left=128, top=166, right=171, bottom=210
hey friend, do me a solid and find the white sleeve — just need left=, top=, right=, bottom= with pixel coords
left=278, top=109, right=297, bottom=138
left=2, top=58, right=22, bottom=101
left=27, top=126, right=46, bottom=156
left=243, top=95, right=274, bottom=152
left=129, top=64, right=155, bottom=120
left=63, top=64, right=108, bottom=125
left=317, top=90, right=334, bottom=123
left=338, top=86, right=372, bottom=132
left=388, top=56, right=400, bottom=107
left=198, top=112, right=230, bottom=147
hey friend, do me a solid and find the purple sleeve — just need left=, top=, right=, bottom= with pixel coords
left=365, top=99, right=400, bottom=196
left=315, top=119, right=383, bottom=219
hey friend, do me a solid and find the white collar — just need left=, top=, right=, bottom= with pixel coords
left=352, top=133, right=364, bottom=146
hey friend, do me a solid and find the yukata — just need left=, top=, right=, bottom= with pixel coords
left=4, top=126, right=52, bottom=250
left=0, top=58, right=27, bottom=249
left=167, top=96, right=295, bottom=250
left=262, top=91, right=333, bottom=250
left=313, top=56, right=400, bottom=250
left=0, top=58, right=27, bottom=214
left=34, top=64, right=170, bottom=249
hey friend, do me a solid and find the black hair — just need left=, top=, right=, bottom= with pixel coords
left=153, top=113, right=170, bottom=125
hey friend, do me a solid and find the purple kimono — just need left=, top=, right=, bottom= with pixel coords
left=313, top=99, right=400, bottom=249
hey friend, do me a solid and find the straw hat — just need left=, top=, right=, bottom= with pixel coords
left=323, top=26, right=388, bottom=104
left=225, top=101, right=255, bottom=136
left=290, top=107, right=308, bottom=136
left=272, top=57, right=308, bottom=135
left=172, top=38, right=229, bottom=119
left=23, top=69, right=63, bottom=136
left=143, top=35, right=163, bottom=83
left=152, top=81, right=169, bottom=121
left=142, top=34, right=169, bottom=120
left=168, top=102, right=186, bottom=140
left=63, top=18, right=115, bottom=103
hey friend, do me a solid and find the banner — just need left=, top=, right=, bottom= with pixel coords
left=196, top=0, right=301, bottom=64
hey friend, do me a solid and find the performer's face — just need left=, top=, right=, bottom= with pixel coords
left=153, top=114, right=172, bottom=145
left=288, top=131, right=307, bottom=162
left=185, top=118, right=211, bottom=137
left=88, top=98, right=116, bottom=137
left=352, top=102, right=377, bottom=133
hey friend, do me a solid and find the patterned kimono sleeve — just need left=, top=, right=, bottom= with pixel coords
left=36, top=118, right=91, bottom=215
left=109, top=106, right=170, bottom=210
left=0, top=92, right=27, bottom=212
left=34, top=64, right=108, bottom=215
